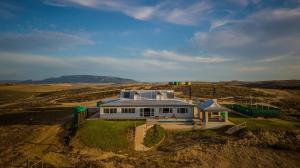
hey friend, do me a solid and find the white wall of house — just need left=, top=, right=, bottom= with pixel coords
left=99, top=106, right=194, bottom=119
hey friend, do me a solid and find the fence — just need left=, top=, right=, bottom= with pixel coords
left=226, top=104, right=281, bottom=118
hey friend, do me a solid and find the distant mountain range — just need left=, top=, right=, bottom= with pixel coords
left=0, top=75, right=137, bottom=84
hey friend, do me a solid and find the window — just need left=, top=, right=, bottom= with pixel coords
left=123, top=91, right=130, bottom=98
left=104, top=108, right=116, bottom=114
left=121, top=108, right=135, bottom=113
left=140, top=108, right=143, bottom=117
left=104, top=108, right=109, bottom=113
left=160, top=108, right=172, bottom=113
left=151, top=108, right=154, bottom=116
left=109, top=108, right=117, bottom=113
left=177, top=108, right=188, bottom=113
left=167, top=92, right=174, bottom=99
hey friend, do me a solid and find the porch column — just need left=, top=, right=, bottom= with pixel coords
left=199, top=110, right=202, bottom=120
left=99, top=108, right=102, bottom=119
left=225, top=111, right=228, bottom=122
left=205, top=111, right=208, bottom=123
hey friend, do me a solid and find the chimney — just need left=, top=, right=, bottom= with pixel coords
left=156, top=92, right=162, bottom=100
left=133, top=92, right=140, bottom=100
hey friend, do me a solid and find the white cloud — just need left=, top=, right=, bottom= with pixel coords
left=0, top=52, right=182, bottom=73
left=1, top=51, right=299, bottom=81
left=209, top=19, right=243, bottom=30
left=143, top=49, right=230, bottom=63
left=228, top=0, right=261, bottom=7
left=256, top=56, right=287, bottom=63
left=0, top=30, right=93, bottom=52
left=192, top=30, right=254, bottom=49
left=238, top=67, right=270, bottom=72
left=192, top=7, right=300, bottom=58
left=249, top=7, right=300, bottom=20
left=0, top=1, right=21, bottom=18
left=124, top=6, right=155, bottom=20
left=210, top=20, right=229, bottom=30
left=45, top=0, right=212, bottom=25
left=160, top=1, right=211, bottom=25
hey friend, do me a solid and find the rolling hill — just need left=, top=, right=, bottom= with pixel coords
left=1, top=75, right=137, bottom=84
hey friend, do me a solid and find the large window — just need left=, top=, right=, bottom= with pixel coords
left=151, top=108, right=154, bottom=116
left=140, top=108, right=143, bottom=117
left=167, top=92, right=174, bottom=99
left=104, top=108, right=117, bottom=113
left=177, top=108, right=188, bottom=113
left=123, top=91, right=130, bottom=98
left=121, top=108, right=135, bottom=113
left=160, top=108, right=172, bottom=113
left=140, top=108, right=154, bottom=117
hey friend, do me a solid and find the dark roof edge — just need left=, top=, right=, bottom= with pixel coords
left=101, top=104, right=195, bottom=107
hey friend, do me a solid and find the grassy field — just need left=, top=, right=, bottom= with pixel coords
left=0, top=83, right=299, bottom=167
left=229, top=112, right=300, bottom=131
left=0, top=83, right=76, bottom=92
left=79, top=120, right=145, bottom=151
left=0, top=90, right=36, bottom=104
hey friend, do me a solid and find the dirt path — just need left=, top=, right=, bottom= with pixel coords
left=1, top=125, right=68, bottom=166
left=254, top=88, right=295, bottom=100
left=134, top=124, right=151, bottom=151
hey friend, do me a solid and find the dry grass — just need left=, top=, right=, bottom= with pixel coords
left=0, top=83, right=299, bottom=167
left=0, top=83, right=79, bottom=92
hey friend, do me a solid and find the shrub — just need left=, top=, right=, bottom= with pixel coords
left=144, top=124, right=165, bottom=147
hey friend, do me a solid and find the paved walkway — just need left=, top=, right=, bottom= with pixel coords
left=134, top=124, right=152, bottom=151
left=87, top=112, right=100, bottom=120
left=159, top=121, right=234, bottom=130
left=204, top=121, right=234, bottom=129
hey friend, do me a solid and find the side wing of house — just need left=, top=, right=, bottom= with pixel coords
left=99, top=105, right=195, bottom=119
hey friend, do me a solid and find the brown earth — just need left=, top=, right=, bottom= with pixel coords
left=0, top=83, right=299, bottom=167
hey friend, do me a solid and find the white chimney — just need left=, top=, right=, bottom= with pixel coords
left=156, top=92, right=162, bottom=100
left=134, top=92, right=141, bottom=100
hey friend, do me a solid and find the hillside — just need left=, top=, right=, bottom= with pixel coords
left=218, top=80, right=300, bottom=89
left=2, top=75, right=137, bottom=84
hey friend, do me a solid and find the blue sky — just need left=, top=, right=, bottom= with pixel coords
left=0, top=0, right=300, bottom=81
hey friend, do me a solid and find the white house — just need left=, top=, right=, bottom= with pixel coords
left=98, top=90, right=195, bottom=119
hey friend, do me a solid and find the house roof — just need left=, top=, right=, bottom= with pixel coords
left=120, top=90, right=174, bottom=99
left=100, top=99, right=194, bottom=107
left=199, top=99, right=229, bottom=112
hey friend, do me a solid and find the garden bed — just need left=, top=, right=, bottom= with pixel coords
left=144, top=124, right=165, bottom=148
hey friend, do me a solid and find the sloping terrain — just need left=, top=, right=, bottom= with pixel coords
left=0, top=83, right=299, bottom=167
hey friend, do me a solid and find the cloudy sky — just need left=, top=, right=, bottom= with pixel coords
left=0, top=0, right=300, bottom=81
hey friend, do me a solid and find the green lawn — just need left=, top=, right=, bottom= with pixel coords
left=229, top=112, right=300, bottom=131
left=144, top=124, right=165, bottom=147
left=79, top=120, right=145, bottom=151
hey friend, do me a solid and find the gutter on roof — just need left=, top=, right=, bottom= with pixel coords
left=101, top=104, right=195, bottom=107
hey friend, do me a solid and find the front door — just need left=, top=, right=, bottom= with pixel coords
left=144, top=108, right=151, bottom=117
